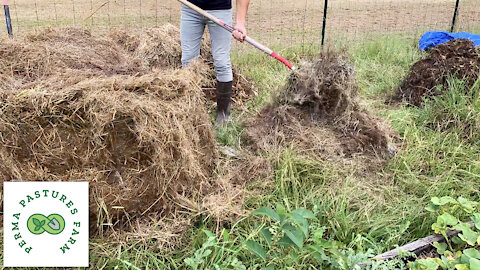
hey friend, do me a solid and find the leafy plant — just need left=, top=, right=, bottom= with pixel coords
left=184, top=230, right=246, bottom=270
left=251, top=205, right=316, bottom=250
left=246, top=204, right=371, bottom=269
left=409, top=196, right=480, bottom=270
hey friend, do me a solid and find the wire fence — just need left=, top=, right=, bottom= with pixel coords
left=1, top=0, right=479, bottom=49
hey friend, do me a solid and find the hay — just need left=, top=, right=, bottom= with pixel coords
left=109, top=25, right=256, bottom=108
left=0, top=66, right=219, bottom=226
left=0, top=26, right=258, bottom=235
left=201, top=66, right=257, bottom=110
left=394, top=39, right=480, bottom=106
left=245, top=51, right=397, bottom=158
left=0, top=28, right=141, bottom=84
left=109, top=24, right=210, bottom=70
left=283, top=53, right=358, bottom=119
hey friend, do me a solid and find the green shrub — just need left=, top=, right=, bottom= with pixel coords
left=410, top=196, right=480, bottom=270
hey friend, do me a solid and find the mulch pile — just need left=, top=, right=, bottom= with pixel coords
left=394, top=39, right=480, bottom=106
left=245, top=52, right=397, bottom=158
left=0, top=25, right=255, bottom=233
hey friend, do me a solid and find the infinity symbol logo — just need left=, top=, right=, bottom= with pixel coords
left=27, top=214, right=65, bottom=235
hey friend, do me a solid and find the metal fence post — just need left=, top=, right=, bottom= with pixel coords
left=3, top=0, right=13, bottom=37
left=321, top=0, right=328, bottom=46
left=450, top=0, right=460, bottom=32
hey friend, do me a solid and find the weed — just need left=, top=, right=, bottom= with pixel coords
left=417, top=78, right=480, bottom=143
left=349, top=36, right=422, bottom=98
left=410, top=196, right=480, bottom=270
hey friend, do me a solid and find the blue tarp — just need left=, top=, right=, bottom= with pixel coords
left=419, top=31, right=480, bottom=51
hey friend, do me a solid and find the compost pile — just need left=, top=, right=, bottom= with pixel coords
left=246, top=52, right=397, bottom=157
left=395, top=39, right=480, bottom=106
left=0, top=26, right=254, bottom=231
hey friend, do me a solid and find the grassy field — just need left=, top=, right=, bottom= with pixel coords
left=2, top=33, right=477, bottom=269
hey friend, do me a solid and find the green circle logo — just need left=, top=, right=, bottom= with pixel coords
left=27, top=214, right=65, bottom=235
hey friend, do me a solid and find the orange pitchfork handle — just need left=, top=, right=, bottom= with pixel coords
left=176, top=0, right=296, bottom=71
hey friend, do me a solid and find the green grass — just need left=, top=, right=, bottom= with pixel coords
left=210, top=35, right=480, bottom=269
left=200, top=34, right=478, bottom=268
left=348, top=35, right=424, bottom=99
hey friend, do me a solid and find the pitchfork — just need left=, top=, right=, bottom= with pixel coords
left=177, top=0, right=296, bottom=71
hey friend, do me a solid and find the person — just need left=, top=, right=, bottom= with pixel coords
left=181, top=0, right=250, bottom=125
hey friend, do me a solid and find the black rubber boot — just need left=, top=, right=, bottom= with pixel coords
left=216, top=81, right=233, bottom=125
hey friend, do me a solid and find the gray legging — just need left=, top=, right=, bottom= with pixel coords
left=180, top=5, right=233, bottom=83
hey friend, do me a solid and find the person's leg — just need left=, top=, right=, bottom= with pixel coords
left=180, top=5, right=206, bottom=67
left=207, top=9, right=233, bottom=82
left=207, top=9, right=233, bottom=124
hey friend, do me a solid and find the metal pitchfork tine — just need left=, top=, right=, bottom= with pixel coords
left=176, top=0, right=296, bottom=71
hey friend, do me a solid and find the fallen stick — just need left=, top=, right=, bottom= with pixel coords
left=357, top=222, right=473, bottom=268
left=373, top=227, right=462, bottom=261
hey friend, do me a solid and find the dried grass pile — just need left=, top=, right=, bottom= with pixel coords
left=0, top=28, right=141, bottom=85
left=0, top=69, right=219, bottom=227
left=394, top=39, right=480, bottom=106
left=246, top=52, right=397, bottom=158
left=110, top=25, right=257, bottom=108
left=109, top=24, right=210, bottom=70
left=0, top=26, right=254, bottom=233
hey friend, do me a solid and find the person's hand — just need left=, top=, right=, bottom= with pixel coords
left=233, top=23, right=247, bottom=42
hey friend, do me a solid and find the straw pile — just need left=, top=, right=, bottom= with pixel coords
left=109, top=24, right=210, bottom=69
left=0, top=25, right=255, bottom=231
left=109, top=26, right=257, bottom=108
